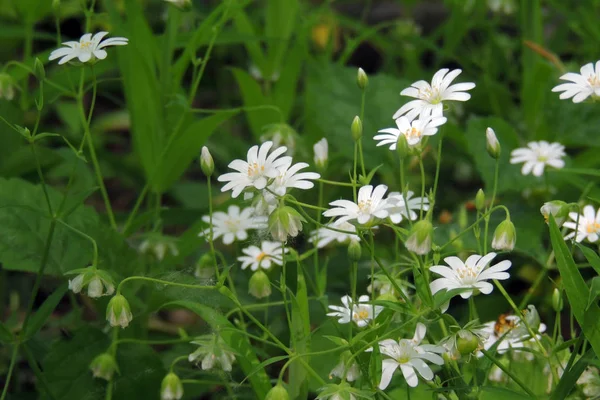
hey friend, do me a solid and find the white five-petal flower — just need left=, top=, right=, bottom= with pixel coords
left=429, top=252, right=511, bottom=300
left=218, top=141, right=292, bottom=198
left=327, top=295, right=383, bottom=328
left=563, top=205, right=600, bottom=243
left=49, top=32, right=128, bottom=65
left=309, top=221, right=360, bottom=248
left=386, top=190, right=430, bottom=224
left=369, top=323, right=445, bottom=389
left=552, top=61, right=600, bottom=103
left=375, top=113, right=447, bottom=148
left=201, top=205, right=266, bottom=245
left=238, top=241, right=288, bottom=271
left=393, top=69, right=476, bottom=120
left=323, top=185, right=390, bottom=225
left=509, top=141, right=566, bottom=177
left=268, top=160, right=320, bottom=196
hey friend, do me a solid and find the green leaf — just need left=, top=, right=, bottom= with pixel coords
left=480, top=386, right=532, bottom=400
left=576, top=243, right=600, bottom=275
left=232, top=8, right=267, bottom=72
left=164, top=301, right=271, bottom=398
left=24, top=283, right=68, bottom=340
left=271, top=41, right=304, bottom=120
left=0, top=321, right=13, bottom=344
left=588, top=276, right=600, bottom=310
left=548, top=215, right=600, bottom=357
left=113, top=344, right=166, bottom=400
left=265, top=0, right=299, bottom=75
left=551, top=347, right=594, bottom=400
left=152, top=111, right=237, bottom=193
left=288, top=264, right=310, bottom=400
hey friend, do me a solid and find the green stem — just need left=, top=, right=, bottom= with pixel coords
left=0, top=345, right=19, bottom=400
left=31, top=143, right=54, bottom=216
left=431, top=134, right=444, bottom=204
left=118, top=276, right=217, bottom=293
left=20, top=19, right=33, bottom=110
left=418, top=157, right=426, bottom=220
left=483, top=159, right=500, bottom=254
left=105, top=327, right=119, bottom=400
left=316, top=178, right=355, bottom=188
left=206, top=176, right=220, bottom=280
left=481, top=350, right=536, bottom=397
left=56, top=219, right=99, bottom=267
left=352, top=143, right=359, bottom=202
left=22, top=343, right=57, bottom=400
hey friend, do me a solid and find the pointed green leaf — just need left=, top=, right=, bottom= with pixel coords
left=24, top=283, right=68, bottom=340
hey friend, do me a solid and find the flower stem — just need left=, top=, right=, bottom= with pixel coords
left=206, top=176, right=220, bottom=281
left=117, top=276, right=217, bottom=293
left=419, top=157, right=426, bottom=220
left=481, top=350, right=536, bottom=397
left=483, top=158, right=500, bottom=254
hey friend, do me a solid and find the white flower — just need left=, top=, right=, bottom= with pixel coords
left=309, top=221, right=360, bottom=248
left=368, top=323, right=444, bottom=389
left=563, top=205, right=600, bottom=243
left=188, top=335, right=236, bottom=372
left=268, top=160, right=320, bottom=197
left=160, top=373, right=183, bottom=400
left=327, top=295, right=383, bottom=328
left=552, top=61, right=600, bottom=103
left=201, top=205, right=266, bottom=245
left=430, top=252, right=511, bottom=300
left=375, top=113, right=447, bottom=148
left=67, top=268, right=115, bottom=298
left=329, top=351, right=361, bottom=382
left=49, top=32, right=128, bottom=65
left=578, top=367, right=600, bottom=397
left=218, top=141, right=291, bottom=198
left=323, top=184, right=390, bottom=225
left=393, top=69, right=476, bottom=120
left=509, top=141, right=566, bottom=176
left=313, top=138, right=328, bottom=169
left=386, top=191, right=429, bottom=223
left=238, top=241, right=288, bottom=271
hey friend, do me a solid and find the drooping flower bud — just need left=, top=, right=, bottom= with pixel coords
left=485, top=127, right=501, bottom=159
left=160, top=372, right=183, bottom=400
left=491, top=216, right=516, bottom=251
left=195, top=252, right=215, bottom=279
left=540, top=200, right=569, bottom=227
left=65, top=266, right=115, bottom=298
left=313, top=138, right=328, bottom=171
left=475, top=189, right=485, bottom=211
left=405, top=219, right=433, bottom=255
left=249, top=270, right=271, bottom=299
left=89, top=353, right=118, bottom=381
left=106, top=294, right=133, bottom=328
left=188, top=334, right=236, bottom=371
left=268, top=206, right=305, bottom=242
left=0, top=73, right=15, bottom=101
left=357, top=68, right=368, bottom=90
left=200, top=146, right=214, bottom=177
left=347, top=240, right=362, bottom=262
left=552, top=288, right=563, bottom=312
left=395, top=132, right=410, bottom=159
left=265, top=384, right=290, bottom=400
left=351, top=116, right=362, bottom=141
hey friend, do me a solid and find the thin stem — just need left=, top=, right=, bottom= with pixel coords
left=56, top=219, right=99, bottom=267
left=117, top=276, right=217, bottom=293
left=431, top=134, right=444, bottom=203
left=206, top=176, right=220, bottom=280
left=483, top=159, right=500, bottom=254
left=419, top=157, right=426, bottom=220
left=316, top=178, right=355, bottom=188
left=0, top=345, right=19, bottom=400
left=481, top=350, right=536, bottom=397
left=31, top=143, right=54, bottom=216
left=105, top=327, right=119, bottom=400
left=352, top=142, right=359, bottom=202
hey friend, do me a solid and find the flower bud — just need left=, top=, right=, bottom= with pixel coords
left=65, top=266, right=115, bottom=298
left=90, top=353, right=118, bottom=381
left=0, top=73, right=15, bottom=101
left=313, top=138, right=328, bottom=171
left=357, top=68, right=368, bottom=90
left=552, top=288, right=563, bottom=312
left=455, top=330, right=481, bottom=356
left=395, top=132, right=410, bottom=159
left=475, top=189, right=485, bottom=211
left=405, top=219, right=433, bottom=255
left=106, top=294, right=133, bottom=328
left=200, top=146, right=214, bottom=177
left=347, top=239, right=362, bottom=262
left=351, top=116, right=362, bottom=141
left=195, top=252, right=215, bottom=279
left=160, top=372, right=183, bottom=400
left=491, top=217, right=516, bottom=251
left=268, top=206, right=305, bottom=242
left=265, top=384, right=290, bottom=400
left=485, top=127, right=501, bottom=159
left=34, top=58, right=45, bottom=81
left=540, top=200, right=569, bottom=227
left=249, top=270, right=271, bottom=298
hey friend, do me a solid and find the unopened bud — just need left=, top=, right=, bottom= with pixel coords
left=405, top=219, right=433, bottom=255
left=265, top=384, right=290, bottom=400
left=347, top=240, right=362, bottom=262
left=351, top=116, right=362, bottom=141
left=34, top=58, right=45, bottom=81
left=160, top=372, right=183, bottom=400
left=200, top=146, right=214, bottom=177
left=552, top=288, right=563, bottom=312
left=195, top=252, right=215, bottom=279
left=313, top=138, right=328, bottom=171
left=90, top=353, right=118, bottom=381
left=0, top=73, right=15, bottom=101
left=249, top=270, right=271, bottom=299
left=491, top=216, right=516, bottom=251
left=268, top=206, right=305, bottom=242
left=456, top=330, right=480, bottom=356
left=357, top=68, right=368, bottom=90
left=486, top=127, right=501, bottom=159
left=541, top=200, right=569, bottom=227
left=396, top=132, right=410, bottom=159
left=475, top=189, right=485, bottom=211
left=106, top=294, right=133, bottom=328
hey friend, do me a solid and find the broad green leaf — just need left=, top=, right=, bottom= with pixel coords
left=152, top=111, right=237, bottom=193
left=113, top=344, right=166, bottom=400
left=550, top=348, right=594, bottom=400
left=272, top=40, right=304, bottom=120
left=164, top=301, right=271, bottom=398
left=265, top=0, right=299, bottom=76
left=232, top=8, right=267, bottom=72
left=24, top=284, right=68, bottom=340
left=548, top=215, right=600, bottom=357
left=288, top=264, right=310, bottom=400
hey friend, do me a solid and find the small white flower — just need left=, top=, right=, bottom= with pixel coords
left=160, top=373, right=183, bottom=400
left=393, top=69, right=476, bottom=120
left=327, top=295, right=383, bottom=328
left=323, top=184, right=390, bottom=225
left=375, top=113, right=447, bottom=148
left=313, top=138, right=328, bottom=169
left=578, top=367, right=600, bottom=397
left=49, top=32, right=128, bottom=65
left=430, top=252, right=511, bottom=300
left=238, top=241, right=288, bottom=271
left=106, top=294, right=133, bottom=329
left=218, top=141, right=292, bottom=198
left=188, top=335, right=236, bottom=372
left=368, top=323, right=445, bottom=389
left=563, top=205, right=600, bottom=243
left=386, top=191, right=429, bottom=224
left=309, top=221, right=360, bottom=248
left=510, top=141, right=566, bottom=176
left=201, top=205, right=266, bottom=245
left=329, top=351, right=361, bottom=382
left=552, top=60, right=600, bottom=103
left=68, top=274, right=85, bottom=293
left=67, top=268, right=115, bottom=298
left=268, top=160, right=320, bottom=197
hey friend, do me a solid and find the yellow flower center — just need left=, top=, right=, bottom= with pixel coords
left=586, top=222, right=600, bottom=234
left=588, top=75, right=600, bottom=87
left=256, top=252, right=268, bottom=262
left=80, top=41, right=93, bottom=50
left=353, top=309, right=370, bottom=320
left=406, top=127, right=422, bottom=140
left=247, top=162, right=265, bottom=178
left=358, top=199, right=372, bottom=213
left=456, top=265, right=479, bottom=283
